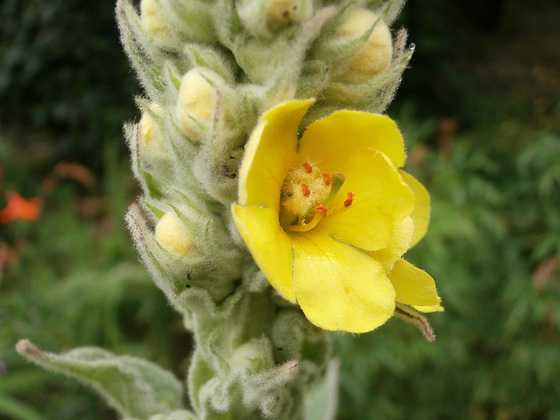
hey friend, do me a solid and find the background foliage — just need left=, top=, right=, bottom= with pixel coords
left=1, top=0, right=559, bottom=419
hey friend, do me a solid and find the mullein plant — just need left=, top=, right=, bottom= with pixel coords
left=17, top=0, right=442, bottom=418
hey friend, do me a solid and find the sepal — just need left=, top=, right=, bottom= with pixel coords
left=116, top=0, right=170, bottom=99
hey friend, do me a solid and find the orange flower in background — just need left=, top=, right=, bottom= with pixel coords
left=0, top=192, right=43, bottom=224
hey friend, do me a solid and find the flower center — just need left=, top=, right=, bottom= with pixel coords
left=279, top=161, right=352, bottom=232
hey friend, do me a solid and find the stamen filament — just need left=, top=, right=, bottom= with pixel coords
left=324, top=173, right=345, bottom=206
left=287, top=207, right=326, bottom=232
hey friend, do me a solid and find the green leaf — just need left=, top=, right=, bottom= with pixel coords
left=16, top=340, right=184, bottom=419
left=0, top=392, right=45, bottom=420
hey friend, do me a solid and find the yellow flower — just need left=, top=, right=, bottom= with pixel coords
left=232, top=100, right=442, bottom=333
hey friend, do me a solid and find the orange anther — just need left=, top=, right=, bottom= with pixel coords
left=344, top=191, right=354, bottom=207
left=301, top=184, right=311, bottom=197
left=323, top=173, right=331, bottom=186
left=303, top=161, right=313, bottom=173
left=315, top=205, right=327, bottom=213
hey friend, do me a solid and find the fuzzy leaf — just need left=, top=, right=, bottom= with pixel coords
left=16, top=340, right=184, bottom=419
left=305, top=359, right=340, bottom=420
left=124, top=410, right=199, bottom=420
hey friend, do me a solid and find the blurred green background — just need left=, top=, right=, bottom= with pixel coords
left=1, top=0, right=559, bottom=419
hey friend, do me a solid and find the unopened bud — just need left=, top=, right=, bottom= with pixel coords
left=237, top=0, right=313, bottom=38
left=139, top=103, right=165, bottom=154
left=176, top=68, right=224, bottom=143
left=333, top=9, right=393, bottom=83
left=266, top=0, right=313, bottom=27
left=155, top=212, right=198, bottom=256
left=140, top=0, right=172, bottom=43
left=231, top=339, right=269, bottom=371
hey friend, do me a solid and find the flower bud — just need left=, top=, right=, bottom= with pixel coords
left=236, top=0, right=313, bottom=38
left=138, top=103, right=165, bottom=155
left=176, top=68, right=224, bottom=143
left=155, top=212, right=198, bottom=256
left=140, top=0, right=172, bottom=43
left=266, top=0, right=313, bottom=28
left=231, top=339, right=270, bottom=372
left=332, top=9, right=393, bottom=84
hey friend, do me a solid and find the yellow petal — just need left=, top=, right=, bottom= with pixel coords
left=388, top=259, right=440, bottom=307
left=291, top=231, right=395, bottom=333
left=413, top=303, right=444, bottom=313
left=299, top=111, right=406, bottom=169
left=239, top=100, right=314, bottom=208
left=399, top=170, right=430, bottom=247
left=318, top=149, right=415, bottom=251
left=232, top=204, right=296, bottom=302
left=369, top=216, right=414, bottom=271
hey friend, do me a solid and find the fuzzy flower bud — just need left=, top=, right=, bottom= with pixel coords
left=140, top=0, right=172, bottom=43
left=236, top=0, right=313, bottom=38
left=139, top=103, right=165, bottom=155
left=266, top=0, right=313, bottom=27
left=231, top=339, right=270, bottom=372
left=155, top=212, right=198, bottom=256
left=332, top=9, right=393, bottom=84
left=176, top=68, right=224, bottom=143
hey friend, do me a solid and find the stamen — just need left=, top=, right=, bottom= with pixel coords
left=315, top=205, right=327, bottom=213
left=287, top=210, right=325, bottom=232
left=323, top=173, right=331, bottom=186
left=301, top=184, right=311, bottom=197
left=324, top=173, right=345, bottom=206
left=344, top=191, right=355, bottom=207
left=303, top=161, right=313, bottom=174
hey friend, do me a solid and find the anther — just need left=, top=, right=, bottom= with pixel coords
left=315, top=205, right=327, bottom=213
left=323, top=173, right=331, bottom=186
left=344, top=192, right=354, bottom=207
left=303, top=161, right=313, bottom=174
left=301, top=184, right=311, bottom=197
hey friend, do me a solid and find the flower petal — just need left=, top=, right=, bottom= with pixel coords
left=369, top=216, right=414, bottom=271
left=299, top=110, right=406, bottom=169
left=238, top=100, right=314, bottom=208
left=291, top=231, right=395, bottom=333
left=413, top=303, right=444, bottom=313
left=399, top=170, right=430, bottom=247
left=232, top=204, right=295, bottom=302
left=318, top=149, right=415, bottom=251
left=388, top=259, right=440, bottom=307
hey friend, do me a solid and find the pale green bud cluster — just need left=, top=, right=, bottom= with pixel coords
left=114, top=0, right=412, bottom=418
